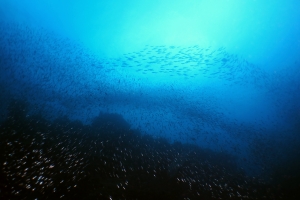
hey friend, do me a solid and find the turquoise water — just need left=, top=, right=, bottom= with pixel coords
left=1, top=0, right=300, bottom=199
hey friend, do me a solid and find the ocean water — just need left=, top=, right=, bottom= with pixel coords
left=1, top=0, right=300, bottom=199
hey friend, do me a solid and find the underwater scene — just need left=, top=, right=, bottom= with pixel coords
left=1, top=0, right=300, bottom=199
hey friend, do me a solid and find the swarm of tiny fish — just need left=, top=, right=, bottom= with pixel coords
left=1, top=21, right=300, bottom=199
left=0, top=100, right=293, bottom=199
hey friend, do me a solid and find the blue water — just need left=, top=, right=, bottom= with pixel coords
left=1, top=0, right=300, bottom=199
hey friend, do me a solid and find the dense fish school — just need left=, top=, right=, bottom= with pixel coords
left=0, top=22, right=300, bottom=199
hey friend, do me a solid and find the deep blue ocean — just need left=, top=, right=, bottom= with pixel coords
left=1, top=0, right=300, bottom=199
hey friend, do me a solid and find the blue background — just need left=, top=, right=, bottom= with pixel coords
left=1, top=0, right=300, bottom=177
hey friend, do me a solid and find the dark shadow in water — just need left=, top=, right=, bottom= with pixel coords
left=0, top=99, right=299, bottom=199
